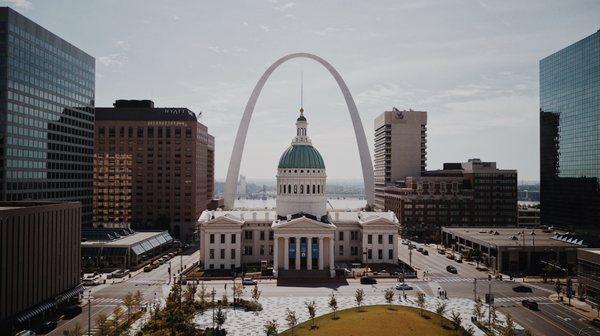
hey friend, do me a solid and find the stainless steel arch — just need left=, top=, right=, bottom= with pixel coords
left=223, top=53, right=374, bottom=209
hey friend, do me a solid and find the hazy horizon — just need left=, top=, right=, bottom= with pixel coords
left=6, top=0, right=600, bottom=181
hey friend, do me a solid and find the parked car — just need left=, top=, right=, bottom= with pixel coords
left=446, top=265, right=458, bottom=274
left=446, top=253, right=454, bottom=260
left=421, top=250, right=429, bottom=256
left=63, top=305, right=82, bottom=319
left=417, top=247, right=424, bottom=252
left=113, top=269, right=130, bottom=278
left=360, top=276, right=377, bottom=284
left=36, top=320, right=57, bottom=333
left=82, top=274, right=100, bottom=286
left=15, top=330, right=36, bottom=336
left=521, top=299, right=538, bottom=310
left=395, top=282, right=413, bottom=290
left=242, top=278, right=257, bottom=286
left=144, top=265, right=153, bottom=272
left=513, top=285, right=533, bottom=293
left=455, top=256, right=463, bottom=263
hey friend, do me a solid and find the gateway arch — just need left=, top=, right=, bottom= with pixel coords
left=223, top=53, right=374, bottom=209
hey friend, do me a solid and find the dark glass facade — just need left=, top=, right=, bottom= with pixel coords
left=0, top=8, right=95, bottom=225
left=540, top=30, right=600, bottom=239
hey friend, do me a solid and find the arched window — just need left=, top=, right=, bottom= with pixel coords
left=312, top=185, right=316, bottom=194
left=300, top=185, right=303, bottom=193
left=288, top=184, right=291, bottom=194
left=317, top=185, right=320, bottom=194
left=307, top=184, right=310, bottom=194
left=294, top=184, right=297, bottom=194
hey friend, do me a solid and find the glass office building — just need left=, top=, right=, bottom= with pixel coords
left=540, top=30, right=600, bottom=240
left=0, top=8, right=95, bottom=225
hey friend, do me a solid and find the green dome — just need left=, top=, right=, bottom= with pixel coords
left=278, top=144, right=325, bottom=169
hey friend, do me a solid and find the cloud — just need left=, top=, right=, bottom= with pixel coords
left=259, top=25, right=270, bottom=32
left=313, top=27, right=341, bottom=36
left=271, top=2, right=295, bottom=11
left=207, top=45, right=227, bottom=54
left=114, top=40, right=130, bottom=51
left=2, top=0, right=32, bottom=9
left=97, top=53, right=127, bottom=67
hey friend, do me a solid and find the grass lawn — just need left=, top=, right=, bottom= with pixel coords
left=279, top=305, right=466, bottom=336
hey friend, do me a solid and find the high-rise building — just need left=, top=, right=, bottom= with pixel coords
left=0, top=201, right=82, bottom=332
left=0, top=8, right=95, bottom=226
left=540, top=30, right=600, bottom=239
left=374, top=109, right=427, bottom=209
left=94, top=100, right=214, bottom=241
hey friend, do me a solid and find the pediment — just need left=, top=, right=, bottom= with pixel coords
left=359, top=215, right=400, bottom=230
left=272, top=216, right=336, bottom=231
left=205, top=213, right=244, bottom=226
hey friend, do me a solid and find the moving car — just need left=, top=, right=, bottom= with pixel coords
left=446, top=265, right=458, bottom=274
left=242, top=278, right=257, bottom=286
left=421, top=250, right=429, bottom=256
left=143, top=265, right=153, bottom=272
left=521, top=299, right=538, bottom=310
left=512, top=285, right=533, bottom=293
left=82, top=274, right=100, bottom=286
left=395, top=282, right=413, bottom=290
left=417, top=247, right=424, bottom=252
left=360, top=276, right=377, bottom=284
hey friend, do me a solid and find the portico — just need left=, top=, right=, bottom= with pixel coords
left=272, top=216, right=336, bottom=278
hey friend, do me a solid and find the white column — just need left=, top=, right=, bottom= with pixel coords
left=204, top=231, right=210, bottom=268
left=392, top=233, right=399, bottom=264
left=307, top=237, right=313, bottom=270
left=284, top=237, right=289, bottom=270
left=329, top=236, right=335, bottom=278
left=273, top=236, right=279, bottom=277
left=295, top=237, right=301, bottom=270
left=318, top=237, right=324, bottom=270
left=235, top=233, right=241, bottom=267
left=362, top=233, right=367, bottom=263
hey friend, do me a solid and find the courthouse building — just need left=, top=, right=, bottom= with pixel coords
left=198, top=109, right=400, bottom=278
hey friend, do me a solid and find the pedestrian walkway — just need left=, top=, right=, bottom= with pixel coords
left=92, top=298, right=123, bottom=306
left=494, top=296, right=549, bottom=303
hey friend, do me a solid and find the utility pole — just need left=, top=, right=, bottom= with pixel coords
left=87, top=290, right=92, bottom=336
left=473, top=278, right=477, bottom=301
left=211, top=288, right=216, bottom=329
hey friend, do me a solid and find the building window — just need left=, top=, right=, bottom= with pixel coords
left=367, top=234, right=372, bottom=244
left=260, top=245, right=265, bottom=255
left=269, top=231, right=274, bottom=240
left=367, top=249, right=372, bottom=259
left=209, top=249, right=215, bottom=259
left=221, top=234, right=225, bottom=244
left=260, top=231, right=265, bottom=240
left=351, top=231, right=358, bottom=240
left=244, top=231, right=253, bottom=240
left=269, top=245, right=274, bottom=255
left=294, top=184, right=297, bottom=194
left=378, top=235, right=383, bottom=244
left=210, top=234, right=214, bottom=244
left=351, top=246, right=358, bottom=256
left=339, top=231, right=344, bottom=241
left=231, top=234, right=236, bottom=244
left=244, top=246, right=253, bottom=255
left=231, top=249, right=236, bottom=260
left=220, top=249, right=225, bottom=259
left=388, top=249, right=393, bottom=260
left=339, top=245, right=344, bottom=256
left=388, top=235, right=393, bottom=244
left=378, top=249, right=383, bottom=260
left=209, top=264, right=214, bottom=269
left=220, top=264, right=225, bottom=269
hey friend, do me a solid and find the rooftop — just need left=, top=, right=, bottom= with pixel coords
left=96, top=100, right=198, bottom=122
left=442, top=227, right=582, bottom=248
left=82, top=231, right=169, bottom=247
left=200, top=210, right=397, bottom=223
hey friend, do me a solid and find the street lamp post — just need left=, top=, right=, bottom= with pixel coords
left=211, top=288, right=216, bottom=329
left=87, top=290, right=92, bottom=336
left=488, top=280, right=492, bottom=326
left=473, top=278, right=477, bottom=301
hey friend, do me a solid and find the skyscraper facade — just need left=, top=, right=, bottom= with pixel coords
left=374, top=109, right=427, bottom=209
left=0, top=8, right=95, bottom=225
left=540, top=30, right=600, bottom=237
left=94, top=100, right=214, bottom=241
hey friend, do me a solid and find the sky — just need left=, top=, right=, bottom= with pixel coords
left=4, top=0, right=599, bottom=182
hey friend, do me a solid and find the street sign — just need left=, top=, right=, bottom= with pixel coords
left=485, top=293, right=494, bottom=305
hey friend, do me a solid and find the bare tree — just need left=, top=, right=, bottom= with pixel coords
left=285, top=308, right=298, bottom=336
left=215, top=306, right=227, bottom=331
left=435, top=301, right=447, bottom=317
left=473, top=296, right=485, bottom=321
left=501, top=313, right=516, bottom=336
left=233, top=282, right=244, bottom=302
left=133, top=290, right=143, bottom=312
left=252, top=284, right=261, bottom=303
left=328, top=292, right=339, bottom=320
left=123, top=292, right=134, bottom=322
left=355, top=288, right=365, bottom=311
left=450, top=310, right=462, bottom=330
left=416, top=292, right=426, bottom=316
left=95, top=312, right=111, bottom=336
left=112, top=306, right=125, bottom=335
left=68, top=322, right=83, bottom=336
left=384, top=288, right=395, bottom=309
left=263, top=319, right=278, bottom=336
left=305, top=300, right=317, bottom=329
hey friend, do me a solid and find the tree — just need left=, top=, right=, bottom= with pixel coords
left=355, top=288, right=365, bottom=311
left=435, top=301, right=447, bottom=317
left=215, top=306, right=227, bottom=330
left=489, top=305, right=499, bottom=330
left=198, top=282, right=208, bottom=308
left=68, top=322, right=83, bottom=336
left=221, top=292, right=229, bottom=306
left=523, top=330, right=535, bottom=336
left=285, top=308, right=298, bottom=336
left=384, top=288, right=395, bottom=309
left=555, top=280, right=563, bottom=298
left=233, top=282, right=244, bottom=302
left=501, top=313, right=516, bottom=336
left=123, top=292, right=135, bottom=322
left=251, top=284, right=261, bottom=303
left=328, top=292, right=339, bottom=320
left=112, top=306, right=125, bottom=336
left=133, top=290, right=143, bottom=312
left=305, top=300, right=317, bottom=329
left=473, top=296, right=485, bottom=321
left=450, top=310, right=462, bottom=330
left=465, top=325, right=475, bottom=336
left=95, top=313, right=111, bottom=336
left=184, top=283, right=198, bottom=302
left=263, top=319, right=278, bottom=336
left=416, top=292, right=426, bottom=316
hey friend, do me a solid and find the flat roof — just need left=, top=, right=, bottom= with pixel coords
left=442, top=227, right=581, bottom=248
left=580, top=248, right=600, bottom=255
left=82, top=231, right=165, bottom=247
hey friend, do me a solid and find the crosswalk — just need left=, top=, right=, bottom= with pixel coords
left=494, top=296, right=549, bottom=303
left=92, top=297, right=123, bottom=306
left=428, top=277, right=481, bottom=283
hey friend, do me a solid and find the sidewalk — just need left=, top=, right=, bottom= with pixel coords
left=549, top=293, right=600, bottom=321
